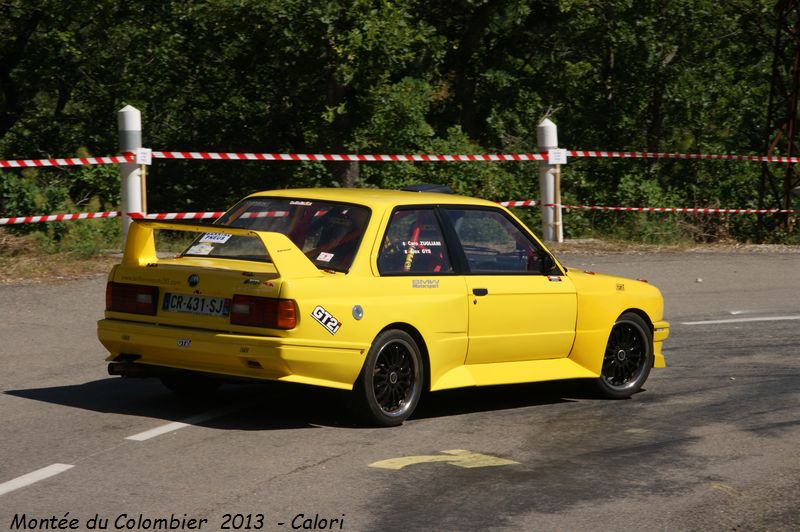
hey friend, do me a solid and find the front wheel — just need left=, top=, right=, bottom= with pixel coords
left=354, top=330, right=423, bottom=427
left=595, top=312, right=654, bottom=398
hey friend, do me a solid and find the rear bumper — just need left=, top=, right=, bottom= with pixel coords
left=97, top=319, right=367, bottom=390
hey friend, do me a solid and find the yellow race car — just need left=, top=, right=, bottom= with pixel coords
left=98, top=187, right=669, bottom=426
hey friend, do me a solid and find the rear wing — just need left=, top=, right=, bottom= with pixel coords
left=123, top=218, right=323, bottom=279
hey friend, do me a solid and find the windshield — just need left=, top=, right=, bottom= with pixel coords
left=181, top=197, right=371, bottom=272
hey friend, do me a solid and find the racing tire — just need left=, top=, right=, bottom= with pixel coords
left=353, top=329, right=423, bottom=427
left=160, top=371, right=222, bottom=397
left=595, top=312, right=654, bottom=399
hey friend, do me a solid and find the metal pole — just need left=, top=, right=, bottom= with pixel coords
left=553, top=164, right=563, bottom=243
left=537, top=118, right=561, bottom=242
left=118, top=105, right=143, bottom=244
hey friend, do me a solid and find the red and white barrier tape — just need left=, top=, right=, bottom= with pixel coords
left=152, top=150, right=800, bottom=164
left=128, top=211, right=224, bottom=221
left=151, top=150, right=800, bottom=164
left=499, top=200, right=537, bottom=207
left=0, top=211, right=119, bottom=225
left=0, top=154, right=133, bottom=168
left=5, top=202, right=798, bottom=226
left=151, top=151, right=547, bottom=162
left=566, top=150, right=800, bottom=164
left=5, top=149, right=800, bottom=168
left=130, top=211, right=292, bottom=221
left=554, top=204, right=796, bottom=214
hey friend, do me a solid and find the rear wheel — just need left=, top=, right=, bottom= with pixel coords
left=595, top=312, right=653, bottom=398
left=354, top=330, right=423, bottom=427
left=160, top=371, right=221, bottom=397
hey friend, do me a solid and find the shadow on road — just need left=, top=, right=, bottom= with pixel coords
left=5, top=377, right=599, bottom=430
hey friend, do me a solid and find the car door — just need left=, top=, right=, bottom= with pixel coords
left=441, top=207, right=577, bottom=364
left=374, top=207, right=469, bottom=369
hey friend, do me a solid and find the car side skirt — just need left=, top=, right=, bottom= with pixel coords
left=430, top=357, right=598, bottom=391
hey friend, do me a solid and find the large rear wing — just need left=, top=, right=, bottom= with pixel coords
left=123, top=218, right=323, bottom=279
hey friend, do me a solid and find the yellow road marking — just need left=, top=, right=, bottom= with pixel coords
left=369, top=449, right=519, bottom=470
left=710, top=482, right=740, bottom=496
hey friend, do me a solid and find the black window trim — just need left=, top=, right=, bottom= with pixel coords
left=376, top=203, right=564, bottom=277
left=377, top=205, right=460, bottom=277
left=437, top=204, right=564, bottom=277
left=182, top=195, right=373, bottom=274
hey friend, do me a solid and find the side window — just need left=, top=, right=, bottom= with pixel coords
left=444, top=208, right=549, bottom=274
left=378, top=209, right=453, bottom=275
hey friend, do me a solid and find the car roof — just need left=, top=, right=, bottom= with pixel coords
left=244, top=187, right=501, bottom=210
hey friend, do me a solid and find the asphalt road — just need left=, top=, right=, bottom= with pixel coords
left=1, top=248, right=798, bottom=531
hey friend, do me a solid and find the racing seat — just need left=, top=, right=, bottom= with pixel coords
left=403, top=223, right=449, bottom=274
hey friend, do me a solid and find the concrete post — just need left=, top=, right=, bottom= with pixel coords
left=118, top=105, right=143, bottom=244
left=536, top=118, right=562, bottom=242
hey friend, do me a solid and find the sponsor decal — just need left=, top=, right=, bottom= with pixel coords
left=316, top=252, right=334, bottom=262
left=199, top=232, right=232, bottom=244
left=177, top=339, right=192, bottom=348
left=547, top=275, right=562, bottom=282
left=118, top=274, right=180, bottom=286
left=616, top=283, right=625, bottom=291
left=290, top=200, right=313, bottom=205
left=402, top=240, right=441, bottom=255
left=187, top=243, right=214, bottom=255
left=412, top=279, right=440, bottom=289
left=311, top=305, right=342, bottom=334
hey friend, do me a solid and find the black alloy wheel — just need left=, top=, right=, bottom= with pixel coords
left=355, top=329, right=423, bottom=426
left=596, top=312, right=654, bottom=398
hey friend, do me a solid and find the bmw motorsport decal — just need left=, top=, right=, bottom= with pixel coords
left=311, top=305, right=342, bottom=335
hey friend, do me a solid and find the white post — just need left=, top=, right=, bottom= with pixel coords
left=118, top=105, right=143, bottom=244
left=536, top=118, right=562, bottom=242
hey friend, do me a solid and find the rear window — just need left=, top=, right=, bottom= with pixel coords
left=181, top=198, right=370, bottom=272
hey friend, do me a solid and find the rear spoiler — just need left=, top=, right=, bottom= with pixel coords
left=123, top=218, right=323, bottom=279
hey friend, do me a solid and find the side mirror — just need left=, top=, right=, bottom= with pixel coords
left=527, top=251, right=561, bottom=274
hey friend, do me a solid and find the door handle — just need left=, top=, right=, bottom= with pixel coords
left=472, top=288, right=489, bottom=296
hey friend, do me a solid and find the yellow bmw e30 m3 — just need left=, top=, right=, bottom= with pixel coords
left=97, top=186, right=669, bottom=426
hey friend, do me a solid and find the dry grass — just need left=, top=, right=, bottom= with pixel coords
left=0, top=229, right=118, bottom=285
left=0, top=253, right=118, bottom=285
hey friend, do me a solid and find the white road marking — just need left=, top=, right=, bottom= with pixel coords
left=126, top=406, right=240, bottom=441
left=681, top=315, right=800, bottom=326
left=0, top=463, right=74, bottom=496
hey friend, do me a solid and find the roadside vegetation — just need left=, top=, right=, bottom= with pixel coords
left=1, top=1, right=798, bottom=248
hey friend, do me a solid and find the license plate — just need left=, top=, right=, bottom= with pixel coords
left=163, top=293, right=230, bottom=317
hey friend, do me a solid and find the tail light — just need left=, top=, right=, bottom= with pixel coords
left=106, top=282, right=159, bottom=315
left=230, top=295, right=296, bottom=329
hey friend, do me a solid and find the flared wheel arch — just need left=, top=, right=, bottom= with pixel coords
left=615, top=308, right=655, bottom=367
left=367, top=323, right=431, bottom=393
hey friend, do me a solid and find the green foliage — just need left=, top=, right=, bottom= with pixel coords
left=0, top=0, right=794, bottom=244
left=28, top=218, right=120, bottom=258
left=0, top=170, right=69, bottom=234
left=0, top=173, right=38, bottom=218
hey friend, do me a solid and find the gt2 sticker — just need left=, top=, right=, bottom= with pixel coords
left=311, top=305, right=342, bottom=335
